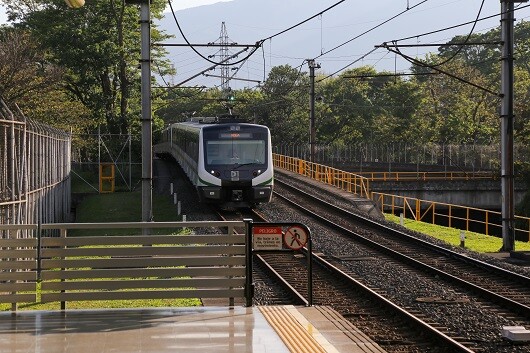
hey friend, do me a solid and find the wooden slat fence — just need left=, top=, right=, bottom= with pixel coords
left=0, top=221, right=250, bottom=310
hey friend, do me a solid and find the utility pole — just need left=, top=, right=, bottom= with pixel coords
left=308, top=59, right=320, bottom=164
left=500, top=0, right=526, bottom=251
left=72, top=0, right=153, bottom=227
left=139, top=0, right=153, bottom=230
left=119, top=0, right=152, bottom=230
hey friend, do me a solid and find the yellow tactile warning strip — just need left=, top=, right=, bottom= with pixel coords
left=259, top=305, right=336, bottom=353
left=260, top=305, right=387, bottom=353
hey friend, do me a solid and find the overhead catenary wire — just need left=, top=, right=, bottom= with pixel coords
left=317, top=48, right=380, bottom=82
left=314, top=0, right=430, bottom=60
left=260, top=0, right=346, bottom=43
left=313, top=1, right=529, bottom=84
left=384, top=45, right=500, bottom=97
left=168, top=0, right=526, bottom=89
left=310, top=0, right=432, bottom=83
left=390, top=3, right=530, bottom=44
left=392, top=0, right=486, bottom=69
left=166, top=0, right=347, bottom=86
left=167, top=0, right=259, bottom=66
left=376, top=0, right=528, bottom=94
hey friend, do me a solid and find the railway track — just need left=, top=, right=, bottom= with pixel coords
left=261, top=174, right=530, bottom=352
left=274, top=177, right=530, bottom=318
left=214, top=206, right=475, bottom=352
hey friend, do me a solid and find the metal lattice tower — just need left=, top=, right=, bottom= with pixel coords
left=219, top=22, right=230, bottom=91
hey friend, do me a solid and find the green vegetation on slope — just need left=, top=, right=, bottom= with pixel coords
left=72, top=190, right=184, bottom=236
left=385, top=214, right=530, bottom=252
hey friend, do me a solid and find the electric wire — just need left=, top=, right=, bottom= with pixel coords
left=153, top=59, right=170, bottom=87
left=314, top=1, right=529, bottom=83
left=166, top=0, right=347, bottom=87
left=167, top=0, right=259, bottom=66
left=385, top=46, right=499, bottom=97
left=391, top=3, right=530, bottom=44
left=317, top=48, right=380, bottom=82
left=314, top=0, right=430, bottom=60
left=390, top=0, right=484, bottom=69
left=260, top=0, right=346, bottom=43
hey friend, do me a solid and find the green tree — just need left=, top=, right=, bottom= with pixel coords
left=317, top=67, right=377, bottom=145
left=413, top=59, right=499, bottom=145
left=259, top=65, right=309, bottom=145
left=0, top=27, right=91, bottom=132
left=371, top=76, right=423, bottom=143
left=3, top=0, right=173, bottom=136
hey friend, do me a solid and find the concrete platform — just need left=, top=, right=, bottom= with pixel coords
left=275, top=168, right=384, bottom=220
left=0, top=306, right=385, bottom=353
left=486, top=251, right=530, bottom=265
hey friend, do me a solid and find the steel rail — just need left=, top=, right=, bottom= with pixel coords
left=274, top=178, right=530, bottom=318
left=248, top=202, right=474, bottom=351
left=304, top=248, right=474, bottom=353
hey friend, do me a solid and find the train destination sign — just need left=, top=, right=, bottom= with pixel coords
left=253, top=226, right=283, bottom=250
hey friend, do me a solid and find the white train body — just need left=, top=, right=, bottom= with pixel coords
left=159, top=117, right=274, bottom=207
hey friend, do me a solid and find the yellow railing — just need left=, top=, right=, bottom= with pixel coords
left=372, top=191, right=530, bottom=242
left=273, top=154, right=529, bottom=242
left=357, top=171, right=496, bottom=181
left=273, top=154, right=370, bottom=199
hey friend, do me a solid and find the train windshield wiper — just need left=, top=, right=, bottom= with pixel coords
left=232, top=162, right=259, bottom=169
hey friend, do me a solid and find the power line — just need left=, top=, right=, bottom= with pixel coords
left=311, top=0, right=433, bottom=83
left=261, top=0, right=347, bottom=42
left=384, top=45, right=500, bottom=97
left=341, top=72, right=439, bottom=79
left=314, top=0, right=430, bottom=60
left=398, top=0, right=486, bottom=69
left=313, top=1, right=529, bottom=82
left=381, top=42, right=501, bottom=48
left=390, top=3, right=530, bottom=43
left=167, top=0, right=260, bottom=66
left=166, top=0, right=347, bottom=87
left=317, top=48, right=380, bottom=82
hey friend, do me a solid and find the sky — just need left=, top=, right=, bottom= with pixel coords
left=0, top=0, right=231, bottom=23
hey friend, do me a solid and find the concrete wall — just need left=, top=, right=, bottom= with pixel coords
left=371, top=180, right=527, bottom=210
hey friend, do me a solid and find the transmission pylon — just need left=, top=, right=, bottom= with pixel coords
left=219, top=22, right=230, bottom=91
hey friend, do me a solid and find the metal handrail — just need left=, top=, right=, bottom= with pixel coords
left=372, top=191, right=530, bottom=242
left=272, top=153, right=529, bottom=242
left=357, top=171, right=496, bottom=181
left=273, top=154, right=371, bottom=199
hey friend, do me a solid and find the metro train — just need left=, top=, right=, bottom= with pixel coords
left=157, top=116, right=274, bottom=208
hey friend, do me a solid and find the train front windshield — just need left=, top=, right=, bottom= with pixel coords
left=206, top=139, right=266, bottom=166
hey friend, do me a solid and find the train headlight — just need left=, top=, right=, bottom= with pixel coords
left=210, top=170, right=221, bottom=177
left=252, top=169, right=262, bottom=177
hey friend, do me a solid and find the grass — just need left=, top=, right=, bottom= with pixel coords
left=9, top=283, right=201, bottom=312
left=71, top=168, right=100, bottom=193
left=72, top=190, right=186, bottom=236
left=385, top=214, right=530, bottom=253
left=76, top=190, right=180, bottom=223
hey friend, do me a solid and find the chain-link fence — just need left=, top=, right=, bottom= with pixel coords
left=70, top=131, right=142, bottom=194
left=0, top=100, right=71, bottom=229
left=274, top=143, right=529, bottom=172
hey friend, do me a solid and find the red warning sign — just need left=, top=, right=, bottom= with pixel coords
left=253, top=226, right=283, bottom=250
